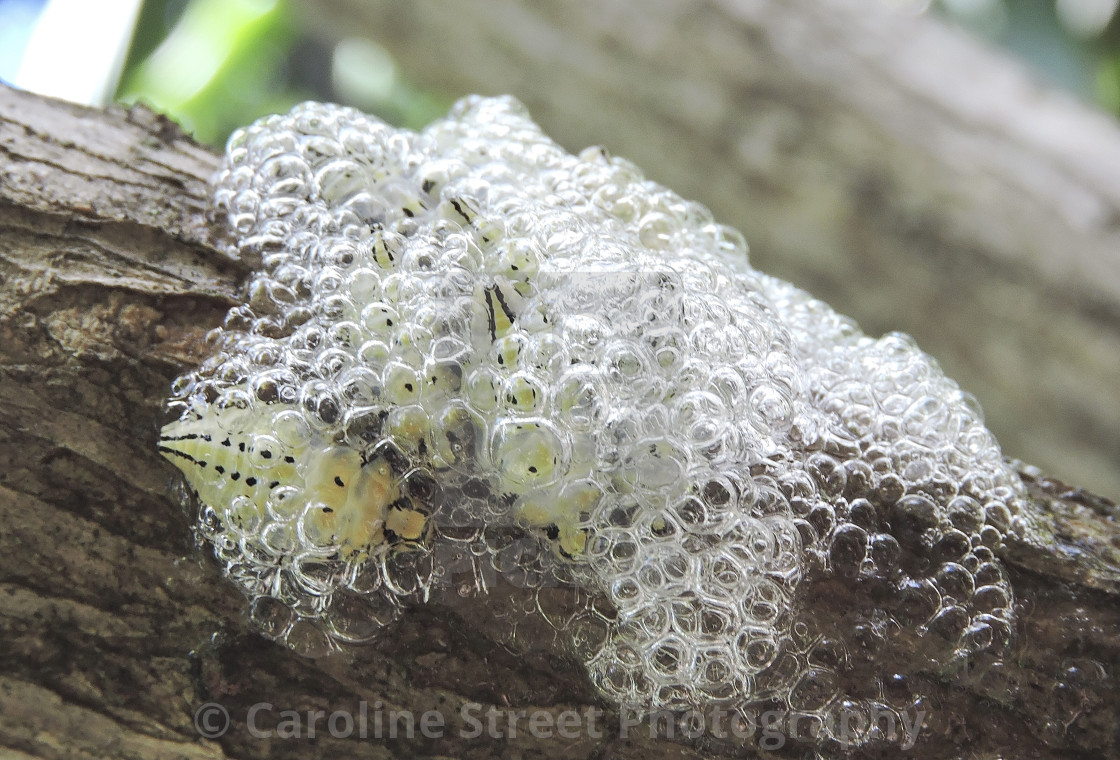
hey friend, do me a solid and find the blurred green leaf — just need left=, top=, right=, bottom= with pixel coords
left=118, top=0, right=305, bottom=145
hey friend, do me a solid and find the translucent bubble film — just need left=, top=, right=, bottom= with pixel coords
left=160, top=96, right=1029, bottom=734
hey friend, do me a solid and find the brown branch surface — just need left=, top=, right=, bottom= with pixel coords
left=0, top=59, right=1118, bottom=760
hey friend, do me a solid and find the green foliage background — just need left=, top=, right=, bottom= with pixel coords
left=116, top=0, right=449, bottom=146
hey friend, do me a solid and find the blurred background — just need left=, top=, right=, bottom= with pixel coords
left=2, top=0, right=1118, bottom=499
left=2, top=0, right=1120, bottom=144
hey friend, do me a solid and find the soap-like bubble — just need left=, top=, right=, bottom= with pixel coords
left=159, top=96, right=1026, bottom=736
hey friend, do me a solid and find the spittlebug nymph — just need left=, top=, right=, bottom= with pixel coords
left=159, top=403, right=415, bottom=560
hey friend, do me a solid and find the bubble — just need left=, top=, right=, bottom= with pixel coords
left=829, top=524, right=868, bottom=575
left=383, top=362, right=423, bottom=406
left=491, top=419, right=568, bottom=490
left=790, top=667, right=839, bottom=712
left=250, top=595, right=295, bottom=639
left=501, top=371, right=547, bottom=412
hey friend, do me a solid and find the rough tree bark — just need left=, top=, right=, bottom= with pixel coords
left=301, top=0, right=1120, bottom=499
left=0, top=5, right=1119, bottom=759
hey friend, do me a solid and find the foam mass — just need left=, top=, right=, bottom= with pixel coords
left=160, top=96, right=1027, bottom=731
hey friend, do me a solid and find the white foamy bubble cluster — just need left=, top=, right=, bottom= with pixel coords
left=160, top=96, right=1026, bottom=725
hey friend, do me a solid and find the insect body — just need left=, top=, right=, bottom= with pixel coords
left=158, top=406, right=293, bottom=526
left=159, top=403, right=421, bottom=560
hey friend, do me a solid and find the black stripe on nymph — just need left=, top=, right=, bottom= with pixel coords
left=159, top=433, right=212, bottom=443
left=491, top=284, right=516, bottom=324
left=158, top=446, right=206, bottom=468
left=485, top=288, right=498, bottom=341
left=450, top=198, right=471, bottom=223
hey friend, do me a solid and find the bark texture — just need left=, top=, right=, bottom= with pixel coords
left=300, top=0, right=1120, bottom=499
left=1, top=6, right=1119, bottom=756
